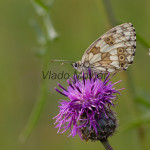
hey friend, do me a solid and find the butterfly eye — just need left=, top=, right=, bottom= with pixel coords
left=73, top=63, right=78, bottom=69
left=75, top=63, right=77, bottom=67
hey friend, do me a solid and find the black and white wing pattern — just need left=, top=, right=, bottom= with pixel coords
left=81, top=23, right=136, bottom=73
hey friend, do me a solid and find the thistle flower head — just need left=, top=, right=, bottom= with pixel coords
left=53, top=70, right=123, bottom=141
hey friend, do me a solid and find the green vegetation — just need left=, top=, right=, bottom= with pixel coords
left=0, top=0, right=150, bottom=150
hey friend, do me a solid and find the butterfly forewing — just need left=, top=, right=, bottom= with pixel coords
left=81, top=23, right=136, bottom=73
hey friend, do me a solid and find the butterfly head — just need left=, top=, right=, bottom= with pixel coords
left=72, top=61, right=83, bottom=72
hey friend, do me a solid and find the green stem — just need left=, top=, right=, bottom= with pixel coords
left=101, top=0, right=146, bottom=149
left=19, top=0, right=59, bottom=142
left=19, top=78, right=48, bottom=142
left=101, top=140, right=113, bottom=150
left=19, top=42, right=50, bottom=143
left=102, top=0, right=117, bottom=26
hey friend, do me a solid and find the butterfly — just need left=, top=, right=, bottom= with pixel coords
left=53, top=23, right=136, bottom=74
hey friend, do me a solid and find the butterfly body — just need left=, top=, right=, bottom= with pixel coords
left=72, top=23, right=136, bottom=74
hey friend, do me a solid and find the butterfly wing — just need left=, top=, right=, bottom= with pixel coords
left=81, top=23, right=136, bottom=73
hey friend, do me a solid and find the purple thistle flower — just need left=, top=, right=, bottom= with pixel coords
left=53, top=71, right=123, bottom=140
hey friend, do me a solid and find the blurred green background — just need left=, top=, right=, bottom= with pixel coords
left=0, top=0, right=150, bottom=150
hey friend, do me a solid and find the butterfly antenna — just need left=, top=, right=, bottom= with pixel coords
left=51, top=60, right=74, bottom=65
left=51, top=60, right=74, bottom=63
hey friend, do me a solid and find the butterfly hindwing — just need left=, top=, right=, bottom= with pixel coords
left=81, top=23, right=136, bottom=73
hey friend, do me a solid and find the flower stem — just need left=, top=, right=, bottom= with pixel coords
left=101, top=0, right=146, bottom=150
left=101, top=140, right=113, bottom=150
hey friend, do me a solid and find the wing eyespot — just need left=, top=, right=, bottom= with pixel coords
left=80, top=23, right=136, bottom=74
left=117, top=47, right=124, bottom=54
left=104, top=36, right=115, bottom=46
left=120, top=62, right=125, bottom=67
left=110, top=41, right=114, bottom=45
left=119, top=55, right=125, bottom=61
